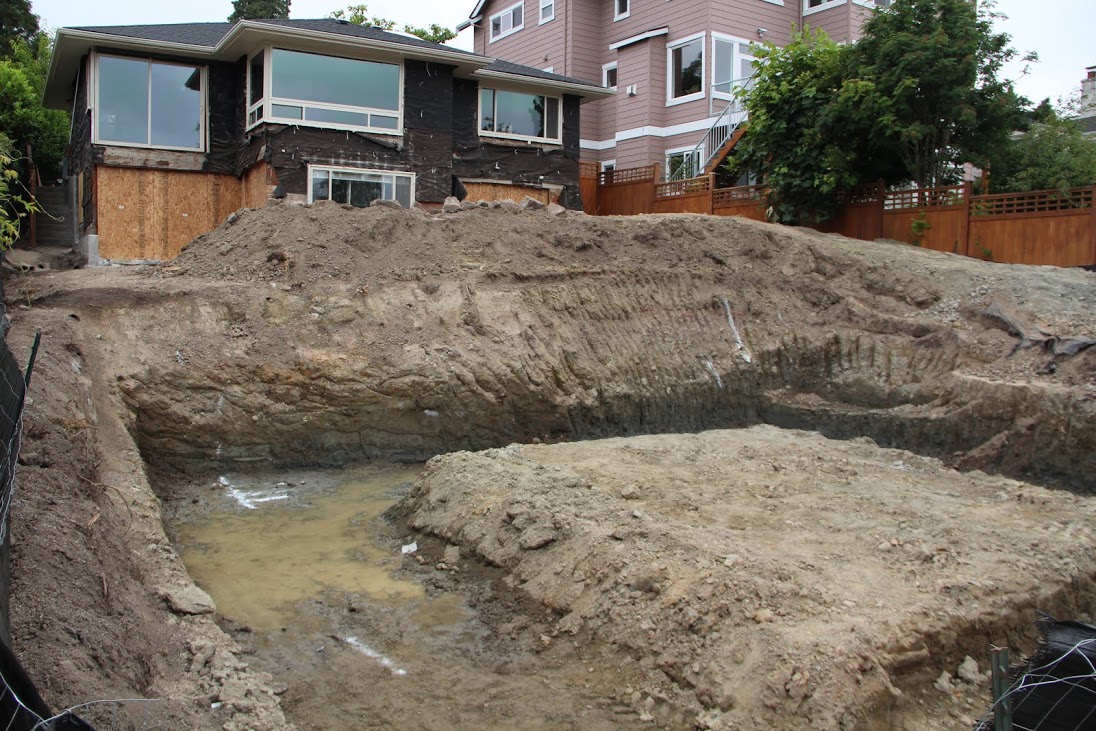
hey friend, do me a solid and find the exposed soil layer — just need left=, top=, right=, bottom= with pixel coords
left=2, top=203, right=1094, bottom=729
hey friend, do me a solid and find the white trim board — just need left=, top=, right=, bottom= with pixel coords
left=609, top=27, right=669, bottom=51
left=579, top=111, right=747, bottom=150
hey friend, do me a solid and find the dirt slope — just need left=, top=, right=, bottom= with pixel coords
left=2, top=202, right=1094, bottom=729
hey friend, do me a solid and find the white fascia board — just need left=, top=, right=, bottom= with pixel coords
left=474, top=69, right=616, bottom=100
left=45, top=28, right=218, bottom=108
left=609, top=27, right=669, bottom=51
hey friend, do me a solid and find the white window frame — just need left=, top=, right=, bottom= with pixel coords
left=91, top=52, right=208, bottom=153
left=601, top=159, right=616, bottom=172
left=602, top=62, right=618, bottom=90
left=539, top=0, right=555, bottom=24
left=804, top=0, right=846, bottom=15
left=245, top=46, right=404, bottom=136
left=852, top=0, right=891, bottom=8
left=306, top=165, right=416, bottom=207
left=711, top=33, right=756, bottom=102
left=489, top=1, right=525, bottom=42
left=478, top=87, right=563, bottom=145
left=665, top=144, right=704, bottom=179
left=614, top=0, right=630, bottom=22
left=666, top=32, right=706, bottom=107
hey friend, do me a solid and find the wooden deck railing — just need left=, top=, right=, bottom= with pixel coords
left=654, top=175, right=712, bottom=199
left=970, top=186, right=1094, bottom=217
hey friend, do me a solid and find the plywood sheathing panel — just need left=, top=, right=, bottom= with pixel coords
left=241, top=163, right=276, bottom=209
left=96, top=166, right=241, bottom=261
left=463, top=182, right=550, bottom=205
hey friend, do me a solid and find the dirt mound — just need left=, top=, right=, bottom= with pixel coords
left=403, top=427, right=1096, bottom=729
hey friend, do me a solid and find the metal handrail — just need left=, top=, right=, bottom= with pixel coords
left=666, top=75, right=753, bottom=182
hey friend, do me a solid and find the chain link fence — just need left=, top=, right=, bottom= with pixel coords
left=976, top=617, right=1096, bottom=731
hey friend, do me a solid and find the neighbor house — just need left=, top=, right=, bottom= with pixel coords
left=42, top=19, right=610, bottom=262
left=460, top=0, right=888, bottom=178
left=1079, top=65, right=1096, bottom=137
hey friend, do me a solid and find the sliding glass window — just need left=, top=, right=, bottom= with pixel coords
left=96, top=55, right=204, bottom=151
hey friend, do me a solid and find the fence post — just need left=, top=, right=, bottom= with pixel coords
left=874, top=180, right=886, bottom=240
left=708, top=173, right=717, bottom=215
left=1090, top=185, right=1096, bottom=266
left=991, top=647, right=1012, bottom=731
left=961, top=181, right=973, bottom=257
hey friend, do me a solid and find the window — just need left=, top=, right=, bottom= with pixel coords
left=804, top=0, right=845, bottom=12
left=479, top=88, right=561, bottom=143
left=309, top=166, right=414, bottom=208
left=666, top=147, right=702, bottom=180
left=490, top=2, right=524, bottom=42
left=667, top=35, right=704, bottom=105
left=540, top=0, right=554, bottom=24
left=247, top=48, right=402, bottom=133
left=614, top=0, right=630, bottom=21
left=712, top=35, right=756, bottom=105
left=601, top=160, right=616, bottom=172
left=95, top=55, right=204, bottom=151
left=603, top=63, right=618, bottom=90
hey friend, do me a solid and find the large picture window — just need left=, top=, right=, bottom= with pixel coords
left=479, top=88, right=561, bottom=143
left=95, top=55, right=204, bottom=151
left=247, top=48, right=402, bottom=133
left=667, top=35, right=705, bottom=105
left=308, top=166, right=414, bottom=209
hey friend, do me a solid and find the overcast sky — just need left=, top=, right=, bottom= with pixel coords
left=31, top=0, right=1095, bottom=107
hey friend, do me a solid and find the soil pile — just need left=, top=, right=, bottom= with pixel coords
left=402, top=427, right=1096, bottom=729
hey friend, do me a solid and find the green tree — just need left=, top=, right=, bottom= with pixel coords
left=852, top=0, right=1027, bottom=188
left=229, top=0, right=290, bottom=22
left=0, top=0, right=38, bottom=57
left=0, top=32, right=69, bottom=180
left=734, top=29, right=877, bottom=223
left=329, top=5, right=456, bottom=44
left=991, top=117, right=1096, bottom=194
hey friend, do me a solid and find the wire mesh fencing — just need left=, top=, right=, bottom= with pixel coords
left=975, top=617, right=1096, bottom=731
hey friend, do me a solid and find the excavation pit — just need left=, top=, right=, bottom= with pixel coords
left=5, top=206, right=1095, bottom=729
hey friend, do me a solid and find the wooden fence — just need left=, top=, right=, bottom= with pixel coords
left=578, top=164, right=1096, bottom=268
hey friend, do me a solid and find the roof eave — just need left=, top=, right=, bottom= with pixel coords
left=220, top=21, right=490, bottom=73
left=473, top=69, right=615, bottom=101
left=44, top=27, right=218, bottom=109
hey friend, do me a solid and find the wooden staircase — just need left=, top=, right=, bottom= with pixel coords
left=704, top=126, right=747, bottom=175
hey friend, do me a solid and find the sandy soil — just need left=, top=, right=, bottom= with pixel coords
left=1, top=202, right=1094, bottom=729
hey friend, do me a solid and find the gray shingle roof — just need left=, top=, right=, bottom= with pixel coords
left=484, top=59, right=602, bottom=88
left=1079, top=115, right=1096, bottom=135
left=71, top=22, right=233, bottom=47
left=61, top=19, right=606, bottom=95
left=70, top=18, right=482, bottom=57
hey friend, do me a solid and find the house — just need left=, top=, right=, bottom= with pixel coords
left=42, top=18, right=611, bottom=262
left=459, top=0, right=888, bottom=178
left=1079, top=65, right=1096, bottom=137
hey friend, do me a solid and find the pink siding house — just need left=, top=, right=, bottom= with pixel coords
left=461, top=0, right=888, bottom=176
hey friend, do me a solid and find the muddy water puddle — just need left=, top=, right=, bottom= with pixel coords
left=165, top=466, right=637, bottom=730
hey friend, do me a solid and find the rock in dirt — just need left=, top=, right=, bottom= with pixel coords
left=442, top=196, right=462, bottom=213
left=370, top=198, right=402, bottom=209
left=957, top=656, right=982, bottom=684
left=546, top=202, right=567, bottom=216
left=520, top=196, right=546, bottom=211
left=162, top=584, right=217, bottom=615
